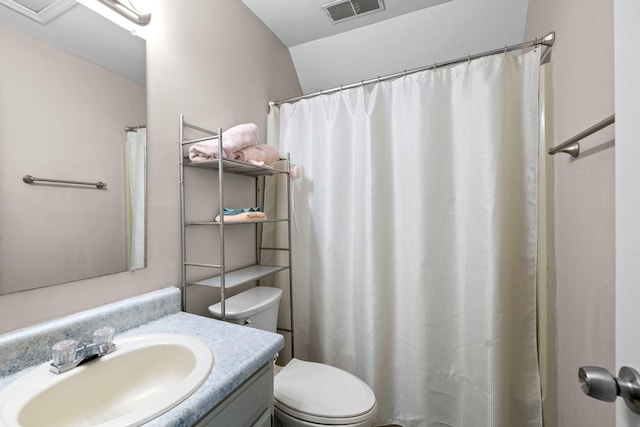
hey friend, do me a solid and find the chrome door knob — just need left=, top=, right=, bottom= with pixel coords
left=578, top=366, right=617, bottom=402
left=579, top=365, right=640, bottom=413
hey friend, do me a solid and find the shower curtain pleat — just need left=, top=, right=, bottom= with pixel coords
left=267, top=49, right=543, bottom=427
left=125, top=128, right=146, bottom=270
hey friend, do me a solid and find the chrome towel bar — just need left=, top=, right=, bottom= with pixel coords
left=548, top=114, right=615, bottom=158
left=22, top=175, right=107, bottom=189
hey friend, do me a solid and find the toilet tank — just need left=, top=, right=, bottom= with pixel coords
left=208, top=286, right=282, bottom=333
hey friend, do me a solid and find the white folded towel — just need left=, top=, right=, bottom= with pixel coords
left=188, top=123, right=258, bottom=162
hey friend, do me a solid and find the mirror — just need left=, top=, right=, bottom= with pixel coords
left=0, top=1, right=146, bottom=295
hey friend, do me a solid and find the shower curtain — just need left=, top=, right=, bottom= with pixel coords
left=267, top=49, right=543, bottom=426
left=125, top=128, right=146, bottom=270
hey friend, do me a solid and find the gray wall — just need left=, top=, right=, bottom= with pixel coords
left=525, top=0, right=616, bottom=425
left=0, top=0, right=301, bottom=335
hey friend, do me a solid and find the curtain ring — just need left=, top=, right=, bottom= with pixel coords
left=403, top=69, right=407, bottom=76
left=504, top=45, right=508, bottom=54
left=433, top=62, right=438, bottom=70
left=467, top=54, right=471, bottom=64
left=377, top=76, right=381, bottom=83
left=361, top=80, right=365, bottom=87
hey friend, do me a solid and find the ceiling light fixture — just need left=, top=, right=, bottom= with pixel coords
left=76, top=0, right=150, bottom=28
left=96, top=0, right=149, bottom=25
left=76, top=0, right=150, bottom=38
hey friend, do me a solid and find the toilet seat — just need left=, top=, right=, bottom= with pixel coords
left=274, top=358, right=377, bottom=425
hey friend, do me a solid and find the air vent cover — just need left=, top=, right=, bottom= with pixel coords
left=322, top=0, right=385, bottom=23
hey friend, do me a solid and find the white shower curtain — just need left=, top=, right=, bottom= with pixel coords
left=125, top=128, right=146, bottom=270
left=268, top=49, right=542, bottom=426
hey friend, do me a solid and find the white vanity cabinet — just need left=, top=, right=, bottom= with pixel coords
left=195, top=363, right=273, bottom=427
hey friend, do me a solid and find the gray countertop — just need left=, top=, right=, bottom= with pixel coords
left=0, top=288, right=284, bottom=427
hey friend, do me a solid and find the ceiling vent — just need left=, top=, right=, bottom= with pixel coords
left=322, top=0, right=385, bottom=24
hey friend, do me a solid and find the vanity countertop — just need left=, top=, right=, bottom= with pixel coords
left=0, top=288, right=284, bottom=426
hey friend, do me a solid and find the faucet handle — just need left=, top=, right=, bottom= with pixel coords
left=93, top=327, right=115, bottom=348
left=51, top=340, right=78, bottom=366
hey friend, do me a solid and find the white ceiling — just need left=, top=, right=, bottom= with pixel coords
left=241, top=0, right=453, bottom=47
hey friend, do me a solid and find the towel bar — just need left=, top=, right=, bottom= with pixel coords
left=22, top=175, right=107, bottom=189
left=548, top=115, right=615, bottom=158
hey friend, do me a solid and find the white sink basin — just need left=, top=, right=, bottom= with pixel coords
left=0, top=333, right=214, bottom=427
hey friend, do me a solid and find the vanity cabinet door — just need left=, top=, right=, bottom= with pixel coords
left=195, top=363, right=273, bottom=427
left=252, top=409, right=272, bottom=427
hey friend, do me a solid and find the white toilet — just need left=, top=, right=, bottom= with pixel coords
left=209, top=286, right=377, bottom=427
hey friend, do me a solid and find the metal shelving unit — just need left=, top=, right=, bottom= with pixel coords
left=178, top=115, right=294, bottom=355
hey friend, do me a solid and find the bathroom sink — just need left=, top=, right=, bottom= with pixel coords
left=0, top=333, right=214, bottom=427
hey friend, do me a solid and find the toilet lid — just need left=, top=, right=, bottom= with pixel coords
left=208, top=286, right=282, bottom=320
left=274, top=359, right=376, bottom=424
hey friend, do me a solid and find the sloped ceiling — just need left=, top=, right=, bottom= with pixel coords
left=243, top=0, right=531, bottom=94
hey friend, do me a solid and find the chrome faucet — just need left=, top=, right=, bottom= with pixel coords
left=50, top=327, right=116, bottom=374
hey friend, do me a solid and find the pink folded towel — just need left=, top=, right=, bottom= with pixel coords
left=214, top=212, right=267, bottom=222
left=233, top=145, right=281, bottom=165
left=188, top=123, right=258, bottom=162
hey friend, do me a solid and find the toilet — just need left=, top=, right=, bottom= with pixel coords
left=209, top=286, right=377, bottom=427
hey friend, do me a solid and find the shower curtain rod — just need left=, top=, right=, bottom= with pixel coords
left=270, top=32, right=555, bottom=107
left=124, top=125, right=146, bottom=131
